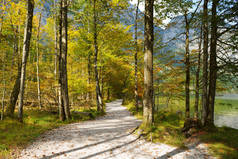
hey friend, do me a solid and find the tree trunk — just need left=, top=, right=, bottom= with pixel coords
left=202, top=0, right=209, bottom=126
left=134, top=0, right=140, bottom=112
left=194, top=25, right=202, bottom=119
left=87, top=51, right=92, bottom=101
left=100, top=66, right=104, bottom=100
left=1, top=53, right=6, bottom=120
left=156, top=87, right=159, bottom=111
left=166, top=96, right=170, bottom=108
left=0, top=0, right=3, bottom=33
left=208, top=0, right=218, bottom=126
left=58, top=0, right=66, bottom=121
left=87, top=9, right=92, bottom=101
left=62, top=0, right=71, bottom=119
left=36, top=12, right=42, bottom=109
left=18, top=0, right=34, bottom=122
left=1, top=82, right=6, bottom=121
left=54, top=0, right=58, bottom=106
left=58, top=0, right=71, bottom=120
left=143, top=0, right=154, bottom=126
left=107, top=87, right=110, bottom=101
left=184, top=12, right=190, bottom=120
left=93, top=0, right=103, bottom=112
left=0, top=6, right=5, bottom=120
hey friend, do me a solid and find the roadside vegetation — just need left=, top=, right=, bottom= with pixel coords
left=124, top=97, right=238, bottom=159
left=0, top=105, right=103, bottom=158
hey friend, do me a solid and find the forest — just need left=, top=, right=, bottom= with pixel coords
left=0, top=0, right=238, bottom=158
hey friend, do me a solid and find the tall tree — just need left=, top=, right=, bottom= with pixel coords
left=54, top=0, right=58, bottom=105
left=134, top=0, right=140, bottom=111
left=194, top=25, right=202, bottom=120
left=208, top=0, right=218, bottom=126
left=36, top=12, right=42, bottom=109
left=87, top=9, right=92, bottom=101
left=1, top=52, right=6, bottom=120
left=1, top=0, right=6, bottom=120
left=58, top=0, right=65, bottom=121
left=202, top=0, right=209, bottom=126
left=184, top=11, right=190, bottom=120
left=143, top=0, right=154, bottom=126
left=58, top=0, right=71, bottom=120
left=93, top=0, right=103, bottom=112
left=18, top=0, right=34, bottom=122
left=61, top=0, right=71, bottom=119
left=181, top=0, right=202, bottom=123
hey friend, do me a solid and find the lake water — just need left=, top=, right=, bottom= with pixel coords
left=215, top=94, right=238, bottom=129
left=216, top=94, right=238, bottom=100
left=215, top=114, right=238, bottom=129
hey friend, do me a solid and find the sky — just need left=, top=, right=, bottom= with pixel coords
left=130, top=0, right=171, bottom=25
left=130, top=0, right=204, bottom=26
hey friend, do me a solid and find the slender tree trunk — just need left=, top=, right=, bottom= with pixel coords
left=0, top=0, right=3, bottom=33
left=1, top=82, right=6, bottom=120
left=93, top=0, right=103, bottom=112
left=87, top=9, right=92, bottom=101
left=36, top=13, right=42, bottom=109
left=87, top=52, right=92, bottom=101
left=107, top=87, right=110, bottom=101
left=166, top=96, right=170, bottom=108
left=1, top=53, right=6, bottom=120
left=18, top=0, right=34, bottom=122
left=54, top=0, right=58, bottom=106
left=202, top=0, right=209, bottom=126
left=101, top=66, right=104, bottom=100
left=18, top=23, right=21, bottom=64
left=0, top=5, right=4, bottom=120
left=58, top=0, right=66, bottom=121
left=143, top=0, right=154, bottom=126
left=208, top=0, right=218, bottom=126
left=184, top=13, right=190, bottom=120
left=157, top=95, right=159, bottom=111
left=134, top=0, right=140, bottom=111
left=194, top=26, right=202, bottom=119
left=156, top=86, right=159, bottom=111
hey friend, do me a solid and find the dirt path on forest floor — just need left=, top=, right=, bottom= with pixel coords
left=18, top=99, right=214, bottom=159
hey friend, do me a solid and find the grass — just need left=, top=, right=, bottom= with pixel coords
left=125, top=102, right=186, bottom=148
left=124, top=97, right=238, bottom=159
left=199, top=127, right=238, bottom=159
left=0, top=106, right=103, bottom=158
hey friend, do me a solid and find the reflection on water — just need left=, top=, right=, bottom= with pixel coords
left=216, top=94, right=238, bottom=100
left=215, top=114, right=238, bottom=129
left=215, top=94, right=238, bottom=129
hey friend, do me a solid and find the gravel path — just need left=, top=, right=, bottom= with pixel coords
left=18, top=100, right=213, bottom=159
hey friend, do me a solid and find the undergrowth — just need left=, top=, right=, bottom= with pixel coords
left=124, top=101, right=238, bottom=159
left=0, top=106, right=103, bottom=158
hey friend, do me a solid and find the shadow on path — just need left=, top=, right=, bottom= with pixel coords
left=156, top=142, right=201, bottom=159
left=40, top=133, right=133, bottom=159
left=40, top=126, right=140, bottom=159
left=19, top=99, right=212, bottom=159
